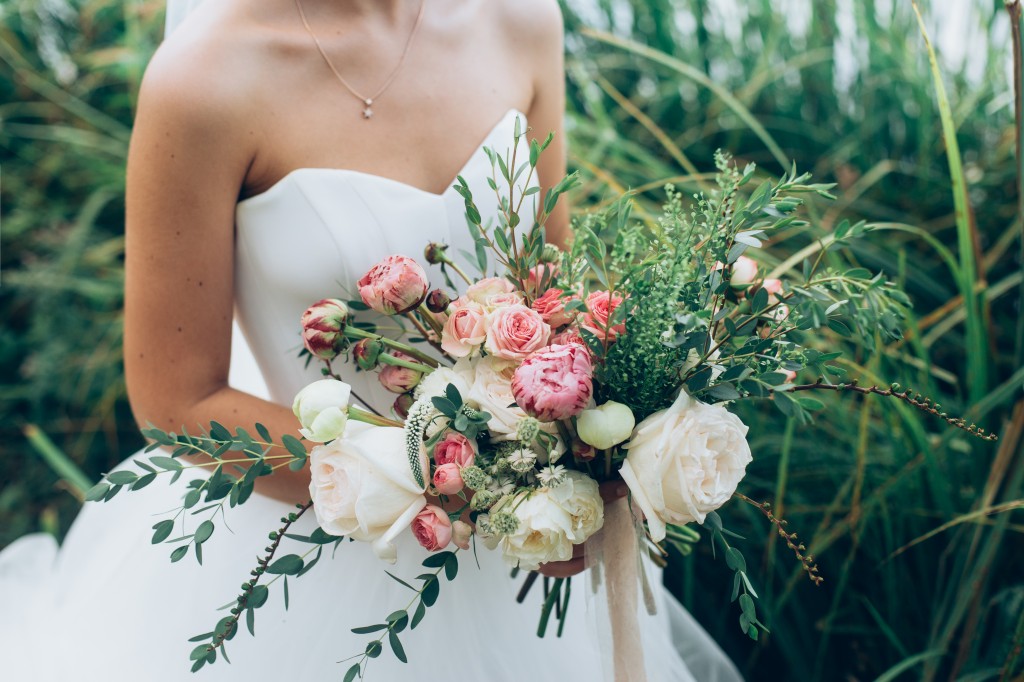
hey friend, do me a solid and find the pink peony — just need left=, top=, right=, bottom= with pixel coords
left=300, top=298, right=349, bottom=360
left=411, top=505, right=452, bottom=551
left=357, top=255, right=430, bottom=315
left=531, top=288, right=576, bottom=328
left=511, top=343, right=593, bottom=422
left=580, top=290, right=626, bottom=341
left=440, top=299, right=487, bottom=358
left=433, top=431, right=476, bottom=467
left=432, top=463, right=464, bottom=495
left=484, top=304, right=552, bottom=360
left=465, top=277, right=515, bottom=305
left=378, top=351, right=423, bottom=394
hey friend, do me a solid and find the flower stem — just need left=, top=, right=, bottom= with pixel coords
left=348, top=407, right=404, bottom=429
left=378, top=352, right=435, bottom=375
left=344, top=327, right=439, bottom=367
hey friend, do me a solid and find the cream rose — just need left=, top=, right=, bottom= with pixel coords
left=495, top=489, right=575, bottom=570
left=548, top=470, right=604, bottom=543
left=466, top=355, right=527, bottom=438
left=308, top=424, right=428, bottom=563
left=620, top=391, right=751, bottom=541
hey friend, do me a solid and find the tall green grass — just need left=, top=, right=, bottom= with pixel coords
left=1, top=0, right=1021, bottom=679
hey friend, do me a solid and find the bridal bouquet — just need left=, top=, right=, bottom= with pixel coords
left=88, top=123, right=997, bottom=678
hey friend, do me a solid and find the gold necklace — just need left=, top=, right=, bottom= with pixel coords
left=294, top=0, right=426, bottom=119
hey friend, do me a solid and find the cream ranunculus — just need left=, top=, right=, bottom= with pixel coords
left=465, top=355, right=527, bottom=439
left=576, top=401, right=636, bottom=450
left=547, top=470, right=604, bottom=543
left=620, top=391, right=751, bottom=541
left=308, top=424, right=428, bottom=563
left=292, top=379, right=351, bottom=443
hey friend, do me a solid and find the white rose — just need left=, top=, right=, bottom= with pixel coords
left=308, top=424, right=428, bottom=563
left=495, top=490, right=575, bottom=570
left=466, top=355, right=526, bottom=438
left=576, top=401, right=635, bottom=450
left=548, top=470, right=604, bottom=542
left=620, top=391, right=751, bottom=541
left=414, top=358, right=474, bottom=402
left=292, top=379, right=351, bottom=442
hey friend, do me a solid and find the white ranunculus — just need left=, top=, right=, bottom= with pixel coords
left=548, top=470, right=605, bottom=542
left=495, top=489, right=575, bottom=570
left=414, top=358, right=474, bottom=402
left=576, top=401, right=636, bottom=450
left=308, top=424, right=428, bottom=563
left=292, top=379, right=351, bottom=442
left=620, top=391, right=751, bottom=541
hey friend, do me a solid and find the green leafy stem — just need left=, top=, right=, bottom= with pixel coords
left=701, top=511, right=769, bottom=642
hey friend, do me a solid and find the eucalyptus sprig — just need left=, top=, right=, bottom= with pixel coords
left=701, top=511, right=769, bottom=642
left=342, top=550, right=461, bottom=681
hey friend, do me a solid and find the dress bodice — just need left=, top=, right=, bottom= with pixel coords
left=230, top=108, right=528, bottom=413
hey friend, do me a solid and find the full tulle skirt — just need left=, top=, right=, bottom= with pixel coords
left=0, top=447, right=743, bottom=681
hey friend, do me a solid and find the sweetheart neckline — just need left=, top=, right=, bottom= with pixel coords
left=236, top=108, right=524, bottom=207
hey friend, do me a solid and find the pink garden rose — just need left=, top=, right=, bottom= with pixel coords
left=300, top=298, right=349, bottom=360
left=357, top=255, right=429, bottom=315
left=378, top=351, right=423, bottom=394
left=411, top=505, right=452, bottom=551
left=526, top=263, right=559, bottom=295
left=551, top=328, right=585, bottom=347
left=483, top=291, right=526, bottom=311
left=580, top=290, right=626, bottom=341
left=441, top=299, right=487, bottom=357
left=531, top=288, right=576, bottom=328
left=511, top=343, right=593, bottom=422
left=465, top=277, right=515, bottom=305
left=484, top=304, right=551, bottom=360
left=432, top=463, right=464, bottom=495
left=433, top=431, right=476, bottom=467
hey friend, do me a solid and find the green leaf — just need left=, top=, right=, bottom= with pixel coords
left=246, top=606, right=256, bottom=636
left=385, top=571, right=417, bottom=591
left=190, top=644, right=211, bottom=661
left=422, top=551, right=454, bottom=568
left=209, top=421, right=231, bottom=441
left=281, top=434, right=307, bottom=459
left=84, top=482, right=110, bottom=502
left=725, top=548, right=747, bottom=572
left=106, top=470, right=138, bottom=486
left=351, top=623, right=388, bottom=634
left=266, top=554, right=304, bottom=575
left=255, top=423, right=272, bottom=443
left=194, top=520, right=215, bottom=544
left=389, top=630, right=407, bottom=663
left=283, top=576, right=290, bottom=610
left=365, top=641, right=383, bottom=659
left=249, top=584, right=270, bottom=609
left=151, top=519, right=174, bottom=544
left=739, top=593, right=756, bottom=618
left=170, top=545, right=189, bottom=563
left=344, top=663, right=361, bottom=682
left=411, top=600, right=427, bottom=629
left=421, top=575, right=440, bottom=607
left=444, top=554, right=459, bottom=581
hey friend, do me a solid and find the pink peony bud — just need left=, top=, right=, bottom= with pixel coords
left=300, top=298, right=350, bottom=360
left=378, top=351, right=423, bottom=394
left=426, top=289, right=452, bottom=314
left=433, top=431, right=476, bottom=467
left=432, top=463, right=465, bottom=495
left=393, top=392, right=415, bottom=419
left=572, top=437, right=596, bottom=462
left=531, top=288, right=576, bottom=328
left=357, top=255, right=430, bottom=315
left=351, top=337, right=383, bottom=371
left=411, top=505, right=452, bottom=551
left=580, top=290, right=626, bottom=341
left=451, top=520, right=473, bottom=550
left=511, top=343, right=593, bottom=422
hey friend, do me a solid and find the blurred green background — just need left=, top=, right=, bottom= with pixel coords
left=1, top=0, right=1022, bottom=679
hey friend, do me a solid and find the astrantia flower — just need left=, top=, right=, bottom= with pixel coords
left=537, top=464, right=567, bottom=487
left=507, top=448, right=537, bottom=474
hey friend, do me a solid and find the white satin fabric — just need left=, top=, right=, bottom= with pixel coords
left=0, top=109, right=742, bottom=681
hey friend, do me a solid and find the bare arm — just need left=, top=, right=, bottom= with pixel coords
left=123, top=45, right=312, bottom=505
left=523, top=0, right=570, bottom=249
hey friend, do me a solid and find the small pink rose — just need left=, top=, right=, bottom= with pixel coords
left=484, top=304, right=552, bottom=360
left=551, top=328, right=585, bottom=347
left=378, top=351, right=423, bottom=394
left=531, top=288, right=576, bottom=328
left=465, top=277, right=515, bottom=305
left=451, top=520, right=473, bottom=551
left=580, top=290, right=626, bottom=341
left=433, top=431, right=476, bottom=467
left=441, top=299, right=487, bottom=358
left=511, top=343, right=593, bottom=422
left=483, top=291, right=526, bottom=311
left=357, top=255, right=430, bottom=315
left=432, top=463, right=464, bottom=495
left=412, top=505, right=452, bottom=552
left=300, top=298, right=349, bottom=360
left=526, top=263, right=559, bottom=295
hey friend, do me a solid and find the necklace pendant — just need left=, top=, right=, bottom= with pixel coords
left=362, top=98, right=373, bottom=119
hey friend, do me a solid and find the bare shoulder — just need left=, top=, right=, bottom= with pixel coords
left=490, top=0, right=564, bottom=49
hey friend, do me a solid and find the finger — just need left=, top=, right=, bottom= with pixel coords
left=537, top=557, right=585, bottom=578
left=599, top=480, right=629, bottom=503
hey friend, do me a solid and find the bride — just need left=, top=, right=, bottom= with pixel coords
left=0, top=0, right=743, bottom=679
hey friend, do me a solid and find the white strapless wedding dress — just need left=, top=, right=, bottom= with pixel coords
left=0, top=109, right=742, bottom=682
